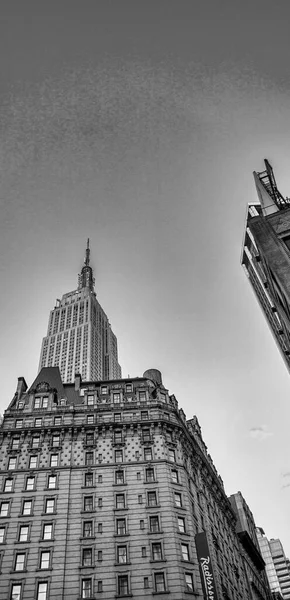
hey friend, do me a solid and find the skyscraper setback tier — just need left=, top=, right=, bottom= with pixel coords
left=242, top=159, right=290, bottom=373
left=38, top=240, right=122, bottom=383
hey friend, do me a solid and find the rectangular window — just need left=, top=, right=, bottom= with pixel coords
left=82, top=548, right=92, bottom=566
left=101, top=386, right=108, bottom=395
left=114, top=413, right=121, bottom=422
left=43, top=523, right=53, bottom=540
left=87, top=395, right=94, bottom=406
left=118, top=575, right=129, bottom=596
left=32, top=436, right=40, bottom=449
left=15, top=420, right=23, bottom=429
left=117, top=545, right=127, bottom=564
left=22, top=500, right=32, bottom=516
left=185, top=573, right=194, bottom=592
left=141, top=411, right=148, bottom=420
left=155, top=572, right=165, bottom=592
left=84, top=496, right=93, bottom=512
left=137, top=472, right=141, bottom=480
left=171, top=469, right=179, bottom=483
left=98, top=523, right=102, bottom=533
left=116, top=518, right=126, bottom=535
left=19, top=525, right=29, bottom=542
left=86, top=433, right=94, bottom=445
left=144, top=447, right=152, bottom=461
left=146, top=468, right=155, bottom=482
left=0, top=527, right=5, bottom=543
left=147, top=491, right=157, bottom=507
left=26, top=477, right=35, bottom=491
left=45, top=499, right=55, bottom=514
left=169, top=449, right=175, bottom=462
left=83, top=521, right=93, bottom=538
left=152, top=542, right=163, bottom=561
left=139, top=391, right=146, bottom=402
left=8, top=457, right=16, bottom=470
left=116, top=494, right=125, bottom=509
left=52, top=435, right=60, bottom=447
left=97, top=550, right=102, bottom=561
left=11, top=584, right=22, bottom=600
left=140, top=519, right=144, bottom=530
left=50, top=454, right=58, bottom=467
left=48, top=475, right=56, bottom=489
left=98, top=475, right=102, bottom=484
left=174, top=492, right=182, bottom=507
left=142, top=546, right=146, bottom=557
left=113, top=393, right=121, bottom=403
left=82, top=578, right=92, bottom=598
left=0, top=502, right=9, bottom=517
left=97, top=581, right=103, bottom=593
left=181, top=543, right=190, bottom=561
left=4, top=478, right=13, bottom=492
left=98, top=498, right=102, bottom=508
left=12, top=438, right=20, bottom=450
left=144, top=577, right=149, bottom=589
left=114, top=431, right=122, bottom=444
left=126, top=383, right=132, bottom=392
left=138, top=495, right=143, bottom=504
left=149, top=516, right=160, bottom=533
left=115, top=450, right=123, bottom=463
left=142, top=429, right=151, bottom=442
left=85, top=452, right=93, bottom=466
left=178, top=517, right=186, bottom=533
left=85, top=473, right=93, bottom=487
left=34, top=397, right=41, bottom=409
left=15, top=552, right=25, bottom=571
left=29, top=456, right=37, bottom=469
left=40, top=551, right=50, bottom=569
left=87, top=416, right=94, bottom=425
left=115, top=470, right=124, bottom=484
left=42, top=397, right=48, bottom=408
left=54, top=417, right=62, bottom=426
left=35, top=418, right=42, bottom=427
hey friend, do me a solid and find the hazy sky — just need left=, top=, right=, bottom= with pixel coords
left=1, top=0, right=290, bottom=555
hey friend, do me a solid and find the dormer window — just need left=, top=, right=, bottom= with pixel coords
left=60, top=399, right=66, bottom=406
left=87, top=395, right=94, bottom=406
left=113, top=393, right=121, bottom=404
left=126, top=383, right=132, bottom=393
left=139, top=391, right=146, bottom=402
left=101, top=386, right=108, bottom=395
left=34, top=397, right=48, bottom=409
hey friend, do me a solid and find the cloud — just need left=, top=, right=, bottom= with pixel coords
left=249, top=425, right=273, bottom=441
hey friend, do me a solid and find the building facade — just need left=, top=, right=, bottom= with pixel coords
left=229, top=492, right=272, bottom=600
left=0, top=366, right=265, bottom=600
left=38, top=240, right=122, bottom=383
left=256, top=529, right=290, bottom=600
left=241, top=159, right=290, bottom=372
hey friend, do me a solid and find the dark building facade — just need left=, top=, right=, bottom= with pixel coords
left=242, top=159, right=290, bottom=372
left=0, top=365, right=268, bottom=600
left=229, top=492, right=272, bottom=600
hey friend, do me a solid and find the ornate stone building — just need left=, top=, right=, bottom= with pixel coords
left=0, top=365, right=271, bottom=600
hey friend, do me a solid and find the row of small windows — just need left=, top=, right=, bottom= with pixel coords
left=8, top=570, right=194, bottom=600
left=0, top=489, right=183, bottom=517
left=12, top=409, right=156, bottom=429
left=2, top=466, right=180, bottom=490
left=0, top=511, right=188, bottom=545
left=5, top=447, right=177, bottom=469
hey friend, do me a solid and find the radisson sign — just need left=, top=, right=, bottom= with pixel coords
left=195, top=532, right=218, bottom=599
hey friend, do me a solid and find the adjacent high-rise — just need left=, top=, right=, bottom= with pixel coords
left=256, top=528, right=290, bottom=599
left=242, top=159, right=290, bottom=372
left=39, top=240, right=122, bottom=382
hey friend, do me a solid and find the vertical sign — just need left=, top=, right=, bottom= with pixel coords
left=195, top=532, right=218, bottom=599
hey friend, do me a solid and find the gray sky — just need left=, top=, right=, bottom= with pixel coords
left=1, top=0, right=290, bottom=554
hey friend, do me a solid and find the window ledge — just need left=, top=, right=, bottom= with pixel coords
left=114, top=508, right=128, bottom=512
left=114, top=562, right=132, bottom=566
left=144, top=480, right=158, bottom=485
left=152, top=592, right=170, bottom=595
left=147, top=531, right=164, bottom=535
left=79, top=565, right=96, bottom=570
left=10, top=569, right=27, bottom=574
left=81, top=486, right=96, bottom=490
left=18, top=514, right=33, bottom=518
left=80, top=537, right=96, bottom=541
left=41, top=512, right=57, bottom=516
left=115, top=595, right=133, bottom=598
left=14, top=540, right=31, bottom=544
left=150, top=559, right=167, bottom=564
left=80, top=511, right=96, bottom=515
left=36, top=567, right=53, bottom=572
left=146, top=505, right=161, bottom=510
left=39, top=538, right=55, bottom=543
left=113, top=483, right=127, bottom=487
left=114, top=534, right=130, bottom=538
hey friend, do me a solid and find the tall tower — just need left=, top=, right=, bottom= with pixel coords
left=242, top=160, right=290, bottom=372
left=38, top=240, right=122, bottom=382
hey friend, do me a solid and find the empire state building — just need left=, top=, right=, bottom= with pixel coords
left=38, top=240, right=122, bottom=382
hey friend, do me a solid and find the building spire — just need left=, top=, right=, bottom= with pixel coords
left=78, top=239, right=95, bottom=292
